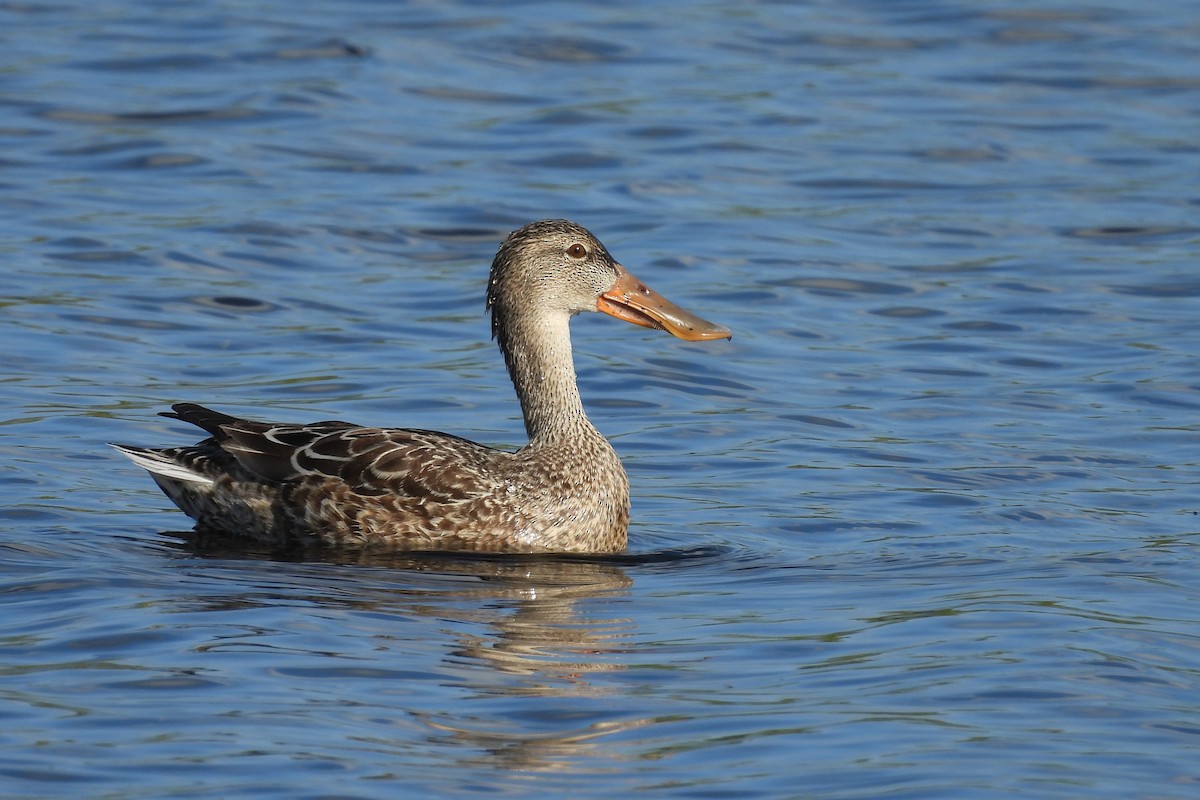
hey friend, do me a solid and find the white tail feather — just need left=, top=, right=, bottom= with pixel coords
left=110, top=444, right=215, bottom=486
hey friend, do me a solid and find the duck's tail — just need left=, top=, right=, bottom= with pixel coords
left=109, top=443, right=215, bottom=486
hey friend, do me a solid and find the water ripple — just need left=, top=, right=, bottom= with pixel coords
left=3, top=0, right=1200, bottom=797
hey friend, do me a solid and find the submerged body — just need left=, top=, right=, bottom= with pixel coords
left=114, top=220, right=730, bottom=553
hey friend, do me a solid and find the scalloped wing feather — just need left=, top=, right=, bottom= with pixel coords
left=216, top=420, right=507, bottom=504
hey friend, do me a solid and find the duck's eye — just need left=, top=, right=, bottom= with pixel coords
left=566, top=243, right=588, bottom=260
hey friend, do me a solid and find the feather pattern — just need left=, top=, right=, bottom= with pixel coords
left=113, top=219, right=729, bottom=553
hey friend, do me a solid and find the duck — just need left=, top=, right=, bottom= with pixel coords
left=113, top=219, right=731, bottom=554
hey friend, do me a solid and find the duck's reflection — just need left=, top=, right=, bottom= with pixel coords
left=167, top=532, right=648, bottom=771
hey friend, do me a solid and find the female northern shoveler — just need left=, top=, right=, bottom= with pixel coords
left=114, top=219, right=731, bottom=553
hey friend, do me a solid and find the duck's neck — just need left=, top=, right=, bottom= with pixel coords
left=499, top=310, right=597, bottom=444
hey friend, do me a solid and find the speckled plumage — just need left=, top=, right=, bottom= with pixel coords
left=114, top=219, right=730, bottom=554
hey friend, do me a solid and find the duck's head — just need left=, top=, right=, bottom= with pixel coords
left=486, top=219, right=732, bottom=343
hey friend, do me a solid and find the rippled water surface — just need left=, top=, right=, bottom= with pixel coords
left=3, top=1, right=1199, bottom=797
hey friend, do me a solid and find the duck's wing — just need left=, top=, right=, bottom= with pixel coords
left=167, top=403, right=506, bottom=502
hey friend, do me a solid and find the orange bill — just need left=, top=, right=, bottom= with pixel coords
left=596, top=264, right=732, bottom=342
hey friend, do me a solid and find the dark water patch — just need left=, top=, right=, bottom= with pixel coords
left=962, top=118, right=1109, bottom=133
left=1148, top=722, right=1200, bottom=737
left=209, top=221, right=304, bottom=239
left=50, top=628, right=177, bottom=657
left=902, top=367, right=989, bottom=378
left=781, top=327, right=822, bottom=340
left=625, top=125, right=694, bottom=140
left=40, top=106, right=298, bottom=126
left=591, top=397, right=656, bottom=410
left=0, top=767, right=96, bottom=786
left=47, top=249, right=153, bottom=265
left=73, top=39, right=367, bottom=72
left=62, top=312, right=192, bottom=331
left=1128, top=391, right=1200, bottom=411
left=998, top=508, right=1049, bottom=522
left=911, top=145, right=1009, bottom=162
left=47, top=236, right=107, bottom=249
left=890, top=340, right=987, bottom=353
left=928, top=225, right=994, bottom=239
left=795, top=178, right=964, bottom=197
left=406, top=86, right=536, bottom=105
left=997, top=357, right=1062, bottom=369
left=514, top=151, right=624, bottom=170
left=703, top=136, right=776, bottom=153
left=0, top=125, right=48, bottom=141
left=1107, top=280, right=1200, bottom=298
left=942, top=320, right=1022, bottom=332
left=0, top=506, right=70, bottom=523
left=405, top=225, right=506, bottom=243
left=0, top=1, right=71, bottom=14
left=220, top=250, right=309, bottom=271
left=1090, top=155, right=1161, bottom=168
left=769, top=277, right=913, bottom=297
left=872, top=306, right=945, bottom=318
left=310, top=161, right=419, bottom=175
left=324, top=226, right=410, bottom=245
left=576, top=545, right=735, bottom=568
left=188, top=295, right=279, bottom=313
left=161, top=250, right=231, bottom=271
left=272, top=666, right=439, bottom=681
left=753, top=112, right=819, bottom=128
left=505, top=108, right=610, bottom=128
left=993, top=281, right=1051, bottom=294
left=685, top=288, right=777, bottom=305
left=978, top=12, right=1102, bottom=48
left=1028, top=454, right=1141, bottom=467
left=49, top=138, right=164, bottom=157
left=752, top=30, right=949, bottom=54
left=113, top=152, right=208, bottom=170
left=246, top=38, right=369, bottom=62
left=898, top=257, right=1012, bottom=275
left=954, top=73, right=1200, bottom=93
left=258, top=379, right=371, bottom=397
left=71, top=53, right=223, bottom=72
left=503, top=35, right=632, bottom=63
left=630, top=378, right=746, bottom=400
left=970, top=688, right=1077, bottom=702
left=1061, top=225, right=1199, bottom=245
left=782, top=414, right=855, bottom=429
left=779, top=519, right=925, bottom=535
left=901, top=490, right=982, bottom=509
left=842, top=447, right=929, bottom=465
left=102, top=673, right=223, bottom=690
left=640, top=358, right=755, bottom=392
left=258, top=143, right=421, bottom=175
left=1000, top=305, right=1092, bottom=317
left=909, top=467, right=1096, bottom=490
left=258, top=144, right=359, bottom=160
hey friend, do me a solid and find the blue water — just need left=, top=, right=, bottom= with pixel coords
left=3, top=1, right=1199, bottom=797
